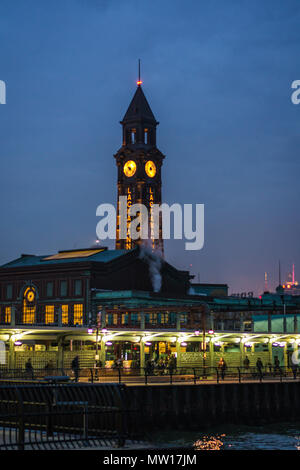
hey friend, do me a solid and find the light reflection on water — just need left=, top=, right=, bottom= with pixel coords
left=154, top=423, right=300, bottom=450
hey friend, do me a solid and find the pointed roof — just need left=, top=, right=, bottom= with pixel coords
left=121, top=86, right=158, bottom=125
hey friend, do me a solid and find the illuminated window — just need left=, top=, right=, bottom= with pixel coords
left=121, top=313, right=129, bottom=325
left=23, top=287, right=36, bottom=324
left=5, top=306, right=11, bottom=323
left=144, top=128, right=148, bottom=144
left=160, top=313, right=169, bottom=324
left=74, top=304, right=83, bottom=325
left=148, top=313, right=157, bottom=324
left=62, top=305, right=68, bottom=325
left=45, top=305, right=54, bottom=324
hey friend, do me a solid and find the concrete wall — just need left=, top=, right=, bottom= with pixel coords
left=127, top=382, right=300, bottom=430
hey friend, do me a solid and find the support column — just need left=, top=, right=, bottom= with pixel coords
left=140, top=312, right=145, bottom=330
left=140, top=340, right=145, bottom=370
left=240, top=339, right=245, bottom=366
left=268, top=339, right=273, bottom=366
left=240, top=313, right=244, bottom=332
left=8, top=335, right=15, bottom=370
left=11, top=306, right=16, bottom=328
left=100, top=336, right=106, bottom=366
left=57, top=335, right=64, bottom=369
left=293, top=341, right=299, bottom=366
left=209, top=339, right=214, bottom=368
left=284, top=343, right=288, bottom=368
left=176, top=313, right=181, bottom=331
left=176, top=339, right=181, bottom=368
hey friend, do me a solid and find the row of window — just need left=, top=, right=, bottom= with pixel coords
left=46, top=279, right=83, bottom=298
left=128, top=128, right=151, bottom=145
left=1, top=280, right=83, bottom=300
left=1, top=304, right=83, bottom=326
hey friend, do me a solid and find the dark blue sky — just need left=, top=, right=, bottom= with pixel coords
left=0, top=0, right=299, bottom=294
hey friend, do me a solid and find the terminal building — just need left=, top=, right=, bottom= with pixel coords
left=0, top=80, right=300, bottom=373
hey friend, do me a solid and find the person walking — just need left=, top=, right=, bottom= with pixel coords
left=71, top=355, right=80, bottom=382
left=274, top=356, right=281, bottom=376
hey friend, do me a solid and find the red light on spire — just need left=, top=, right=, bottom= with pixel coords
left=137, top=80, right=142, bottom=86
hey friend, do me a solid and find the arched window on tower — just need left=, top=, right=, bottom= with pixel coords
left=144, top=128, right=149, bottom=144
left=131, top=129, right=136, bottom=144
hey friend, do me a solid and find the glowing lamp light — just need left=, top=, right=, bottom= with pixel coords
left=181, top=342, right=188, bottom=347
left=101, top=328, right=108, bottom=334
left=208, top=330, right=215, bottom=335
left=105, top=341, right=113, bottom=346
left=14, top=341, right=22, bottom=346
left=145, top=342, right=152, bottom=346
left=194, top=330, right=200, bottom=336
left=272, top=342, right=279, bottom=347
left=87, top=328, right=93, bottom=335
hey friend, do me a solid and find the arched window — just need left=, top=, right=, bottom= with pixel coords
left=144, top=128, right=149, bottom=144
left=23, top=286, right=36, bottom=324
left=131, top=129, right=136, bottom=144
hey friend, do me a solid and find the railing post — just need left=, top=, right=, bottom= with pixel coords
left=90, top=368, right=94, bottom=383
left=169, top=369, right=173, bottom=385
left=118, top=367, right=121, bottom=384
left=16, top=389, right=25, bottom=450
left=83, top=403, right=88, bottom=440
left=144, top=368, right=148, bottom=385
left=238, top=367, right=241, bottom=383
left=216, top=367, right=219, bottom=384
left=193, top=368, right=196, bottom=385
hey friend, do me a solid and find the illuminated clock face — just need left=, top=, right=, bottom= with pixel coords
left=25, top=288, right=35, bottom=303
left=123, top=160, right=136, bottom=177
left=145, top=160, right=156, bottom=178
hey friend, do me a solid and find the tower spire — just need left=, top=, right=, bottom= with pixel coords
left=137, top=59, right=142, bottom=86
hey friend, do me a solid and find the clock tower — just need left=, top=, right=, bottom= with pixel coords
left=114, top=79, right=165, bottom=254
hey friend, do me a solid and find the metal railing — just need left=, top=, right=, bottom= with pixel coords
left=0, top=365, right=299, bottom=386
left=0, top=383, right=142, bottom=450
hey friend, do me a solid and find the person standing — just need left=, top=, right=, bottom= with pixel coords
left=256, top=357, right=263, bottom=380
left=71, top=355, right=80, bottom=382
left=25, top=358, right=34, bottom=379
left=218, top=357, right=227, bottom=380
left=243, top=356, right=250, bottom=370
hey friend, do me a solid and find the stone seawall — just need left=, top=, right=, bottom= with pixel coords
left=127, top=382, right=300, bottom=430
